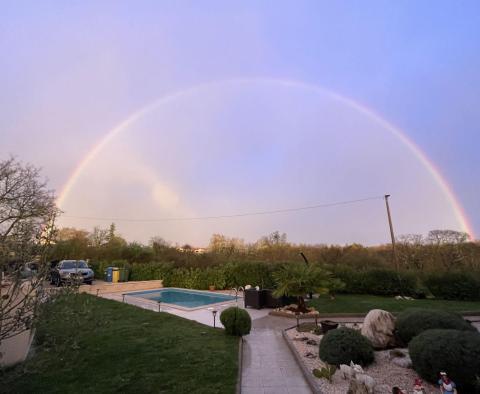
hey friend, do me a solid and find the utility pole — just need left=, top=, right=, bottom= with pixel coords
left=384, top=194, right=398, bottom=271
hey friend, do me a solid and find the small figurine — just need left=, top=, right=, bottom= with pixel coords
left=412, top=378, right=426, bottom=394
left=438, top=371, right=457, bottom=394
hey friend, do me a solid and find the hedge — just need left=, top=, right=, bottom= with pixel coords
left=86, top=260, right=480, bottom=302
left=424, top=272, right=480, bottom=301
left=333, top=267, right=417, bottom=296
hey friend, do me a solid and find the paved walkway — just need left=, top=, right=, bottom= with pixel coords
left=241, top=315, right=312, bottom=394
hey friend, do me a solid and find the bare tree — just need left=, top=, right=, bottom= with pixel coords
left=396, top=234, right=426, bottom=271
left=426, top=229, right=470, bottom=271
left=0, top=157, right=59, bottom=344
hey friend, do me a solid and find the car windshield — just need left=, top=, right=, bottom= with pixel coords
left=62, top=261, right=88, bottom=269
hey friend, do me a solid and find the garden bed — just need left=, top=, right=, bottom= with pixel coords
left=285, top=325, right=438, bottom=394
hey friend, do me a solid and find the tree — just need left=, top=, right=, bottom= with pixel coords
left=272, top=263, right=339, bottom=312
left=396, top=234, right=426, bottom=271
left=0, top=157, right=59, bottom=344
left=426, top=230, right=470, bottom=271
left=52, top=227, right=90, bottom=259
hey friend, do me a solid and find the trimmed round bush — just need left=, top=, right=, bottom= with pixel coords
left=319, top=327, right=374, bottom=366
left=220, top=307, right=251, bottom=336
left=409, top=329, right=480, bottom=391
left=396, top=308, right=476, bottom=344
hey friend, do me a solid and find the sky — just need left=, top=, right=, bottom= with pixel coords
left=1, top=1, right=479, bottom=246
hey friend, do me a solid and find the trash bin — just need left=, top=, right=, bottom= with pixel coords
left=104, top=267, right=114, bottom=282
left=112, top=268, right=120, bottom=283
left=118, top=268, right=129, bottom=282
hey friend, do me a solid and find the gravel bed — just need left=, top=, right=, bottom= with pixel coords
left=286, top=327, right=438, bottom=394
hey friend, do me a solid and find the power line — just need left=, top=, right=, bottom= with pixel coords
left=61, top=195, right=384, bottom=223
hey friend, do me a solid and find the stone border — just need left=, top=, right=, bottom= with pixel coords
left=272, top=310, right=480, bottom=318
left=269, top=310, right=320, bottom=319
left=236, top=337, right=244, bottom=394
left=282, top=326, right=323, bottom=394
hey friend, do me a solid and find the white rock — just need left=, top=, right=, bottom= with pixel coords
left=361, top=309, right=396, bottom=349
left=391, top=355, right=412, bottom=368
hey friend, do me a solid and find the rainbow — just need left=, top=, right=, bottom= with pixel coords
left=56, top=78, right=475, bottom=239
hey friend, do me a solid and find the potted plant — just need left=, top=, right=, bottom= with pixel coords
left=320, top=320, right=339, bottom=332
left=208, top=285, right=216, bottom=291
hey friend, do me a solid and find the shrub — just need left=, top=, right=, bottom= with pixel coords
left=129, top=262, right=174, bottom=282
left=318, top=327, right=374, bottom=366
left=395, top=308, right=476, bottom=344
left=224, top=261, right=278, bottom=289
left=220, top=307, right=251, bottom=336
left=409, top=329, right=480, bottom=391
left=333, top=267, right=416, bottom=296
left=424, top=272, right=480, bottom=301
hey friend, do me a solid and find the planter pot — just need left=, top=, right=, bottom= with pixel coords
left=208, top=285, right=216, bottom=291
left=320, top=320, right=339, bottom=333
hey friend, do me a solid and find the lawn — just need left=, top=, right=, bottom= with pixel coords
left=308, top=294, right=480, bottom=314
left=0, top=293, right=239, bottom=394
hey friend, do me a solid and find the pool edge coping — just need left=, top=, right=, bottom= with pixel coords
left=123, top=287, right=243, bottom=312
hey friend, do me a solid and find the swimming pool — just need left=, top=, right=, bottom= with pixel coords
left=126, top=288, right=237, bottom=309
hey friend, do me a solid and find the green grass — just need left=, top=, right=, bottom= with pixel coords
left=1, top=293, right=238, bottom=394
left=308, top=294, right=480, bottom=314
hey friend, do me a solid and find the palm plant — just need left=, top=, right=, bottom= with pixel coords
left=273, top=263, right=339, bottom=312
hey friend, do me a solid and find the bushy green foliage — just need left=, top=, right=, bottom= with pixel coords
left=318, top=327, right=374, bottom=366
left=313, top=364, right=337, bottom=382
left=409, top=329, right=480, bottom=392
left=225, top=261, right=278, bottom=288
left=333, top=267, right=417, bottom=296
left=220, top=307, right=251, bottom=336
left=395, top=308, right=476, bottom=344
left=424, top=272, right=480, bottom=301
left=129, top=262, right=174, bottom=282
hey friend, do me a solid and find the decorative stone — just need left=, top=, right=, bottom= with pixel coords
left=293, top=336, right=308, bottom=341
left=361, top=309, right=396, bottom=349
left=391, top=355, right=412, bottom=368
left=347, top=379, right=370, bottom=394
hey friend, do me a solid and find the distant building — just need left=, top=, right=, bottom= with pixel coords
left=176, top=247, right=206, bottom=254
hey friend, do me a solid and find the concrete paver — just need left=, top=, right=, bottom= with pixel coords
left=241, top=327, right=312, bottom=394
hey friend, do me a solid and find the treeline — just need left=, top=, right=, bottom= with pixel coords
left=49, top=226, right=480, bottom=272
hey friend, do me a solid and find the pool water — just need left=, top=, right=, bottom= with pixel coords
left=127, top=288, right=236, bottom=308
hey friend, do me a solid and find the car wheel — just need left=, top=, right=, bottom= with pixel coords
left=85, top=280, right=93, bottom=285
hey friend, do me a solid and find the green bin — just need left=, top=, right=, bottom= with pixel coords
left=118, top=268, right=129, bottom=282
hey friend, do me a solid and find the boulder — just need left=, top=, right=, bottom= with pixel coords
left=361, top=309, right=396, bottom=349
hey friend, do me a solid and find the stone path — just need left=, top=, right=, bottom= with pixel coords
left=241, top=316, right=312, bottom=394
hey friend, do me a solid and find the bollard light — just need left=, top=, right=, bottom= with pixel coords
left=212, top=309, right=218, bottom=328
left=158, top=301, right=161, bottom=312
